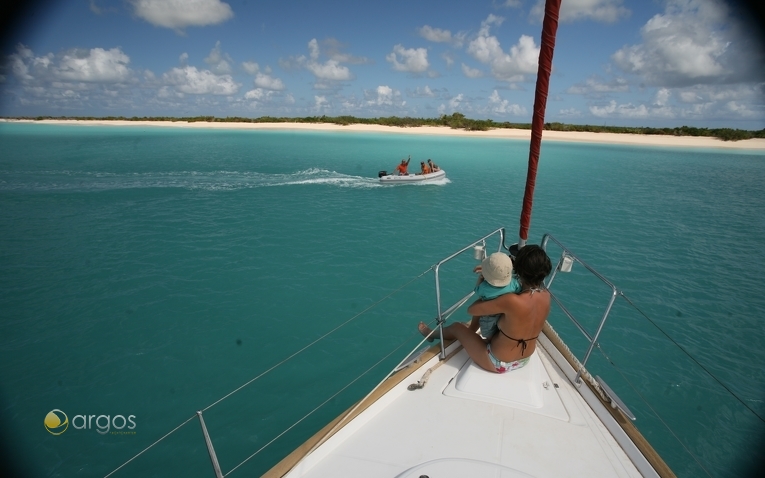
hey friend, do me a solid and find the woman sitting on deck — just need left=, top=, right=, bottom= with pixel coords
left=418, top=245, right=552, bottom=373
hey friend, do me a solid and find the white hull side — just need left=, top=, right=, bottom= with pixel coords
left=380, top=169, right=446, bottom=183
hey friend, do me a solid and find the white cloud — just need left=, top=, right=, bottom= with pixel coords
left=679, top=90, right=703, bottom=103
left=369, top=85, right=394, bottom=105
left=278, top=39, right=369, bottom=88
left=376, top=85, right=393, bottom=105
left=558, top=108, right=583, bottom=117
left=89, top=0, right=102, bottom=14
left=677, top=83, right=764, bottom=107
left=589, top=99, right=675, bottom=120
left=386, top=45, right=430, bottom=74
left=590, top=100, right=651, bottom=118
left=467, top=15, right=539, bottom=83
left=157, top=85, right=183, bottom=98
left=585, top=83, right=765, bottom=123
left=4, top=45, right=143, bottom=110
left=162, top=66, right=239, bottom=95
left=9, top=45, right=38, bottom=81
left=488, top=90, right=527, bottom=115
left=654, top=87, right=671, bottom=106
left=244, top=88, right=278, bottom=103
left=244, top=89, right=264, bottom=100
left=566, top=76, right=629, bottom=96
left=318, top=38, right=370, bottom=65
left=442, top=52, right=455, bottom=68
left=254, top=72, right=285, bottom=90
left=131, top=0, right=233, bottom=30
left=722, top=101, right=760, bottom=118
left=314, top=95, right=329, bottom=111
left=531, top=0, right=630, bottom=24
left=240, top=87, right=293, bottom=109
left=449, top=93, right=464, bottom=109
left=418, top=25, right=466, bottom=48
left=413, top=85, right=436, bottom=97
left=204, top=41, right=233, bottom=74
left=461, top=63, right=483, bottom=78
left=179, top=52, right=188, bottom=65
left=242, top=61, right=259, bottom=75
left=419, top=25, right=452, bottom=43
left=56, top=47, right=132, bottom=82
left=9, top=44, right=132, bottom=84
left=611, top=0, right=762, bottom=87
left=285, top=39, right=354, bottom=87
left=308, top=39, right=320, bottom=61
left=307, top=59, right=351, bottom=81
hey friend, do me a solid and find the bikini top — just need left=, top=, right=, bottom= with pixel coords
left=498, top=327, right=538, bottom=356
left=496, top=285, right=545, bottom=355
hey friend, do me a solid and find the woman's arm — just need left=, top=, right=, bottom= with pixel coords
left=467, top=295, right=510, bottom=317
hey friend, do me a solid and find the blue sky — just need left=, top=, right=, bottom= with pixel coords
left=1, top=0, right=764, bottom=128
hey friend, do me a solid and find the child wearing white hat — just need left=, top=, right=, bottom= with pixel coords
left=472, top=252, right=521, bottom=338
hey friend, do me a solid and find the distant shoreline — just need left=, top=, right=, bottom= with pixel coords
left=3, top=118, right=765, bottom=150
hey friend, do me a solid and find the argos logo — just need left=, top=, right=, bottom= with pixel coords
left=44, top=410, right=136, bottom=435
left=44, top=409, right=69, bottom=435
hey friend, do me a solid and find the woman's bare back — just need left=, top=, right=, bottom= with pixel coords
left=487, top=289, right=550, bottom=362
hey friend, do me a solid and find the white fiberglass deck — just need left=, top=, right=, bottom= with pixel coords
left=283, top=335, right=654, bottom=478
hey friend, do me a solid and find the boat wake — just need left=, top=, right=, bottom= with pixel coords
left=0, top=168, right=447, bottom=192
left=412, top=176, right=451, bottom=186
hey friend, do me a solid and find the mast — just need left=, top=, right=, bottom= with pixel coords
left=518, top=0, right=562, bottom=249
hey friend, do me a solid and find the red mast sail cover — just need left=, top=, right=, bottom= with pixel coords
left=519, top=0, right=561, bottom=243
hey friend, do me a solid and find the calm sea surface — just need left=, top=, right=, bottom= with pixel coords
left=1, top=123, right=763, bottom=477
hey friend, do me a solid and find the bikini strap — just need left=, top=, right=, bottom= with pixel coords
left=498, top=327, right=538, bottom=356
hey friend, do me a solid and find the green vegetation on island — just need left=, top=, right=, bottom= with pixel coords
left=7, top=113, right=765, bottom=141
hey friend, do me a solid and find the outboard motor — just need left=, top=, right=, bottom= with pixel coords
left=378, top=170, right=387, bottom=178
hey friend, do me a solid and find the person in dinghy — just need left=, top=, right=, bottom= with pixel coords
left=419, top=245, right=552, bottom=373
left=395, top=156, right=411, bottom=175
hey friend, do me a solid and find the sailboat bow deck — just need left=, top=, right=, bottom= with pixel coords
left=265, top=325, right=674, bottom=478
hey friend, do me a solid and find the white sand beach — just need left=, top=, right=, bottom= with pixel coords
left=3, top=119, right=765, bottom=150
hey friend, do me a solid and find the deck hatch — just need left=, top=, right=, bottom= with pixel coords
left=442, top=353, right=569, bottom=421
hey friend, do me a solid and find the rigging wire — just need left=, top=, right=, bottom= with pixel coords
left=202, top=265, right=433, bottom=413
left=586, top=290, right=765, bottom=477
left=224, top=324, right=424, bottom=476
left=103, top=265, right=434, bottom=477
left=103, top=414, right=198, bottom=478
left=590, top=333, right=714, bottom=477
left=225, top=285, right=472, bottom=474
left=621, top=293, right=765, bottom=424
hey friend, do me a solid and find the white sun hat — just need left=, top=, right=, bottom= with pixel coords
left=480, top=252, right=513, bottom=287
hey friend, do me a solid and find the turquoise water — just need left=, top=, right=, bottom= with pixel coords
left=1, top=123, right=763, bottom=477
